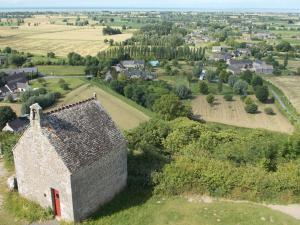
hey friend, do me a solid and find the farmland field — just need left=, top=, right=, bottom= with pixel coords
left=0, top=103, right=22, bottom=116
left=266, top=76, right=300, bottom=114
left=192, top=95, right=293, bottom=133
left=0, top=16, right=133, bottom=56
left=52, top=84, right=149, bottom=130
left=37, top=65, right=85, bottom=76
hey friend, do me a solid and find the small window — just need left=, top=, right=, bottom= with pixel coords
left=32, top=109, right=36, bottom=120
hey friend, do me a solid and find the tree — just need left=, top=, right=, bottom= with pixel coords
left=276, top=41, right=292, bottom=52
left=251, top=75, right=263, bottom=87
left=47, top=52, right=55, bottom=58
left=109, top=39, right=114, bottom=46
left=245, top=103, right=258, bottom=114
left=60, top=83, right=69, bottom=90
left=240, top=70, right=253, bottom=84
left=8, top=54, right=26, bottom=67
left=206, top=70, right=215, bottom=83
left=175, top=85, right=192, bottom=100
left=233, top=80, right=248, bottom=95
left=153, top=94, right=191, bottom=120
left=206, top=94, right=215, bottom=105
left=218, top=79, right=223, bottom=93
left=283, top=54, right=289, bottom=69
left=199, top=81, right=209, bottom=95
left=219, top=70, right=230, bottom=83
left=0, top=106, right=17, bottom=129
left=264, top=107, right=275, bottom=115
left=255, top=86, right=269, bottom=103
left=228, top=74, right=239, bottom=88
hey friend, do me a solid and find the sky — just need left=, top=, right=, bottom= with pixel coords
left=0, top=0, right=299, bottom=10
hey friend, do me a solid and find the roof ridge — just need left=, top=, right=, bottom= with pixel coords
left=45, top=95, right=96, bottom=115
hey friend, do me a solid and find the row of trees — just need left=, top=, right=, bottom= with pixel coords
left=98, top=46, right=205, bottom=61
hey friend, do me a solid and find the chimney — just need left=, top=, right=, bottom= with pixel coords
left=30, top=103, right=42, bottom=128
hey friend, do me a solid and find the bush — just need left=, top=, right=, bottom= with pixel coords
left=206, top=94, right=215, bottom=104
left=252, top=75, right=263, bottom=87
left=228, top=75, right=239, bottom=88
left=60, top=83, right=69, bottom=90
left=224, top=94, right=233, bottom=101
left=245, top=103, right=258, bottom=114
left=175, top=85, right=192, bottom=100
left=244, top=96, right=254, bottom=105
left=199, top=81, right=209, bottom=95
left=264, top=107, right=275, bottom=115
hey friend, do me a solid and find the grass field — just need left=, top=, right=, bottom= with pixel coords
left=30, top=77, right=87, bottom=94
left=266, top=76, right=300, bottom=114
left=37, top=65, right=86, bottom=76
left=192, top=95, right=294, bottom=133
left=0, top=103, right=22, bottom=116
left=78, top=188, right=300, bottom=225
left=52, top=84, right=149, bottom=130
left=0, top=23, right=133, bottom=56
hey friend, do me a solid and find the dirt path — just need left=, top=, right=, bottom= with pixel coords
left=186, top=195, right=300, bottom=220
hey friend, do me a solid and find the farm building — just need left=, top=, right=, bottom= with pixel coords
left=0, top=69, right=30, bottom=99
left=124, top=69, right=156, bottom=80
left=120, top=60, right=145, bottom=69
left=253, top=60, right=274, bottom=74
left=13, top=96, right=128, bottom=222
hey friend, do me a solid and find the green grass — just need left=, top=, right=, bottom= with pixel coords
left=37, top=65, right=86, bottom=76
left=264, top=78, right=300, bottom=124
left=69, top=188, right=300, bottom=225
left=3, top=192, right=53, bottom=223
left=90, top=79, right=155, bottom=118
left=30, top=77, right=87, bottom=95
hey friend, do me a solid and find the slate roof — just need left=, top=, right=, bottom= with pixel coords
left=40, top=98, right=126, bottom=173
left=3, top=118, right=29, bottom=132
left=0, top=67, right=37, bottom=76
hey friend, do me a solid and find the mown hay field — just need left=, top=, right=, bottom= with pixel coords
left=266, top=76, right=300, bottom=114
left=0, top=18, right=133, bottom=56
left=52, top=84, right=149, bottom=130
left=192, top=95, right=294, bottom=133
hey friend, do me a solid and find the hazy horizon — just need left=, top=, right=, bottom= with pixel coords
left=0, top=0, right=299, bottom=11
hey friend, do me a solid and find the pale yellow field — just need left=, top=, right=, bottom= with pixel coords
left=266, top=76, right=300, bottom=114
left=0, top=17, right=133, bottom=56
left=51, top=84, right=149, bottom=130
left=192, top=95, right=294, bottom=133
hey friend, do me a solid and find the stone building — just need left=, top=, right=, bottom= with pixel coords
left=13, top=95, right=127, bottom=222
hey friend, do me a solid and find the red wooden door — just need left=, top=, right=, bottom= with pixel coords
left=51, top=189, right=61, bottom=217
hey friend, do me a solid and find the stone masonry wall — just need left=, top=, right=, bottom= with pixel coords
left=13, top=127, right=75, bottom=221
left=71, top=143, right=127, bottom=222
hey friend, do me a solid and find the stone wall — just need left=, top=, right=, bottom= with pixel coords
left=71, top=142, right=127, bottom=221
left=13, top=127, right=75, bottom=221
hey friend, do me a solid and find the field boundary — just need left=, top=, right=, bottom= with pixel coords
left=264, top=78, right=300, bottom=125
left=90, top=78, right=155, bottom=118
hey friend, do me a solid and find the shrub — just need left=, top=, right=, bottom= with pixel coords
left=264, top=107, right=275, bottom=115
left=228, top=75, right=239, bottom=87
left=206, top=94, right=215, bottom=104
left=175, top=85, right=192, bottom=100
left=224, top=94, right=233, bottom=101
left=199, top=81, right=209, bottom=95
left=244, top=96, right=254, bottom=105
left=60, top=83, right=69, bottom=90
left=245, top=103, right=258, bottom=114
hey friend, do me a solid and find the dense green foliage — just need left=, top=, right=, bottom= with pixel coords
left=20, top=88, right=61, bottom=114
left=0, top=106, right=16, bottom=129
left=199, top=81, right=209, bottom=94
left=153, top=94, right=191, bottom=120
left=245, top=103, right=258, bottom=114
left=126, top=118, right=300, bottom=203
left=0, top=132, right=19, bottom=169
left=102, top=26, right=122, bottom=35
left=255, top=86, right=269, bottom=103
